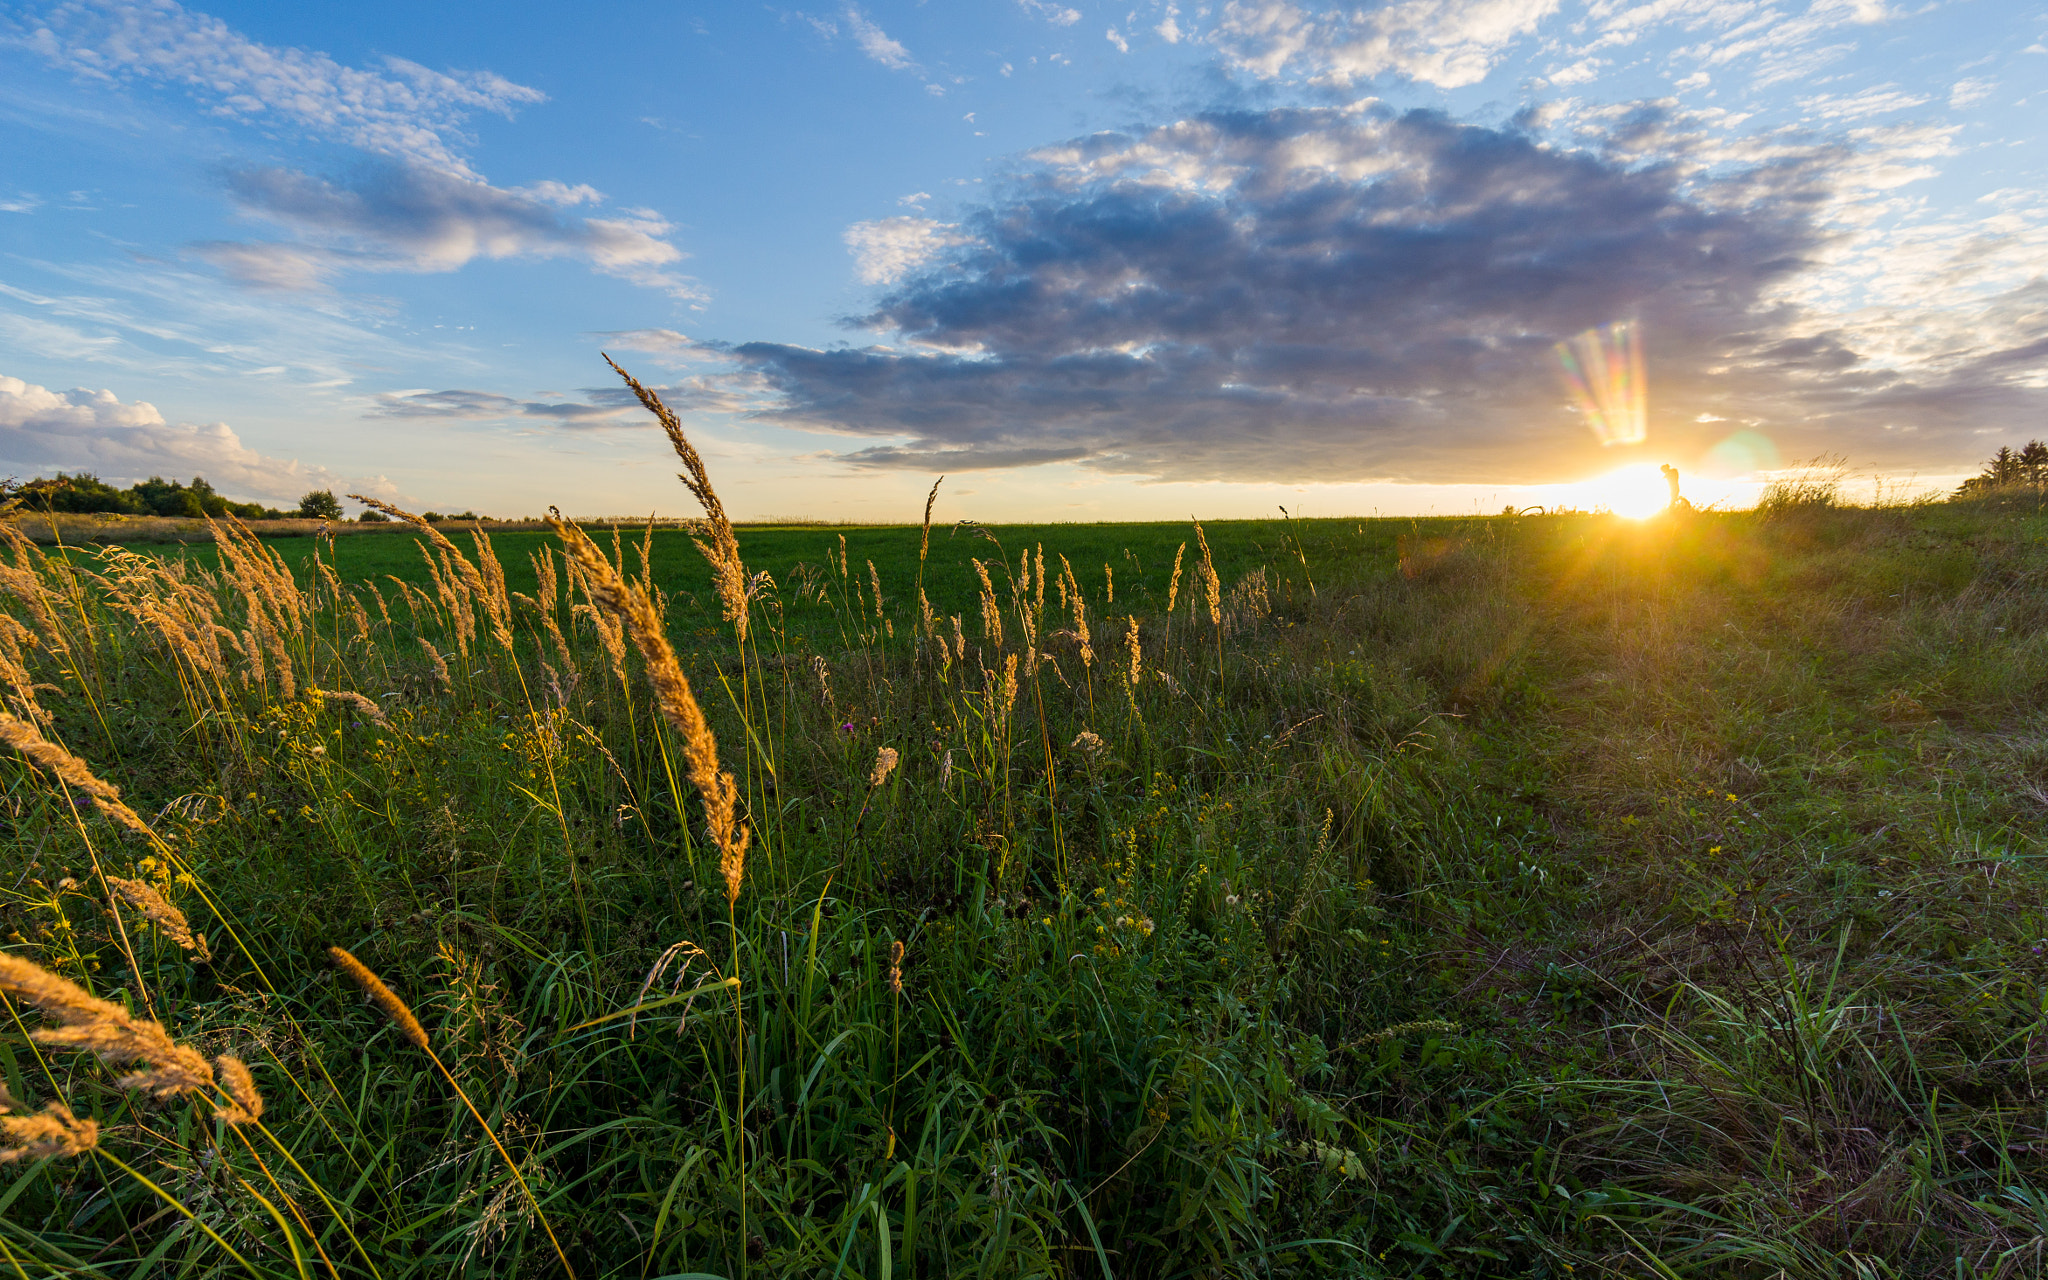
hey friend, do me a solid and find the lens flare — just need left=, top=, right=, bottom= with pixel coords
left=1705, top=429, right=1780, bottom=476
left=1556, top=321, right=1647, bottom=447
left=1574, top=462, right=1672, bottom=519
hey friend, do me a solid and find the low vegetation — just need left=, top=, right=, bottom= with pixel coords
left=2, top=407, right=2047, bottom=1278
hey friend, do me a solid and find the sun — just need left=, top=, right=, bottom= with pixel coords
left=1574, top=462, right=1673, bottom=519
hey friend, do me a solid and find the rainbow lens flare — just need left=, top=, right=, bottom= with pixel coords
left=1556, top=321, right=1647, bottom=447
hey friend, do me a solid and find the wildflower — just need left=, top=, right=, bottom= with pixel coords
left=869, top=747, right=900, bottom=788
left=888, top=940, right=904, bottom=996
left=1069, top=730, right=1106, bottom=757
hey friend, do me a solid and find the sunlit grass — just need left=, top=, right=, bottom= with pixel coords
left=2, top=465, right=2048, bottom=1276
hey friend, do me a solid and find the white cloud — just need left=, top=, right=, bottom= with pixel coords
left=15, top=0, right=544, bottom=178
left=1215, top=0, right=1560, bottom=88
left=591, top=328, right=693, bottom=356
left=1108, top=26, right=1130, bottom=52
left=844, top=216, right=974, bottom=285
left=0, top=373, right=344, bottom=499
left=1949, top=77, right=1994, bottom=109
left=17, top=1, right=699, bottom=300
left=198, top=162, right=701, bottom=298
left=0, top=194, right=42, bottom=214
left=1157, top=4, right=1185, bottom=42
left=843, top=5, right=916, bottom=70
left=1798, top=84, right=1930, bottom=122
left=1548, top=56, right=1607, bottom=85
left=1018, top=0, right=1083, bottom=25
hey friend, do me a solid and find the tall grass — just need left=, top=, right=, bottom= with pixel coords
left=1, top=408, right=2046, bottom=1277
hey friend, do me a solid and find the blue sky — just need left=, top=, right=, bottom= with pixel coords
left=1, top=0, right=2043, bottom=520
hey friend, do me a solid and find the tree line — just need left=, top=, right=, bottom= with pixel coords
left=6, top=473, right=345, bottom=520
left=1957, top=441, right=2048, bottom=495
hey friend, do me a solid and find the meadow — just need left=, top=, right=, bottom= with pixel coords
left=2, top=438, right=2047, bottom=1277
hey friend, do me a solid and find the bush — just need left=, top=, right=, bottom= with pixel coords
left=356, top=509, right=391, bottom=523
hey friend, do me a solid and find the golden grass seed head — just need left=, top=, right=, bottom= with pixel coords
left=106, top=876, right=207, bottom=958
left=309, top=688, right=390, bottom=727
left=0, top=1101, right=98, bottom=1164
left=213, top=1054, right=264, bottom=1125
left=547, top=515, right=750, bottom=896
left=920, top=476, right=942, bottom=563
left=329, top=946, right=430, bottom=1049
left=0, top=711, right=155, bottom=838
left=869, top=747, right=900, bottom=788
left=0, top=952, right=216, bottom=1095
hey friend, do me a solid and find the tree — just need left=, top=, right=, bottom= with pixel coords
left=297, top=490, right=344, bottom=520
left=1958, top=441, right=2048, bottom=496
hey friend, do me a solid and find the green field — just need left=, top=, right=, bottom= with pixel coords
left=119, top=517, right=1353, bottom=652
left=4, top=491, right=2048, bottom=1277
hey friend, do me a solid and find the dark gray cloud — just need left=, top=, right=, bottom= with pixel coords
left=729, top=105, right=2046, bottom=484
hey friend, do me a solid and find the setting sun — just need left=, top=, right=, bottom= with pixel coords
left=1567, top=462, right=1675, bottom=518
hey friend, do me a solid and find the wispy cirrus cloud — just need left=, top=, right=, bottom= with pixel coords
left=12, top=0, right=697, bottom=298
left=843, top=4, right=916, bottom=71
left=368, top=387, right=638, bottom=424
left=12, top=0, right=543, bottom=177
left=371, top=371, right=756, bottom=428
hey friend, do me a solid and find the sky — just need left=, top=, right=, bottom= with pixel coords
left=0, top=0, right=2043, bottom=522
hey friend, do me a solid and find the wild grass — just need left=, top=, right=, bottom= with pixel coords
left=0, top=406, right=2046, bottom=1277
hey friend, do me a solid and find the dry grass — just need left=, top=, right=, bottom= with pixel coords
left=0, top=711, right=153, bottom=837
left=547, top=514, right=750, bottom=905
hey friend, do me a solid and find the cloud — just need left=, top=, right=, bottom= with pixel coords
left=725, top=105, right=2047, bottom=484
left=1948, top=77, right=1994, bottom=110
left=18, top=1, right=698, bottom=299
left=0, top=373, right=344, bottom=498
left=196, top=160, right=699, bottom=297
left=843, top=5, right=916, bottom=71
left=592, top=328, right=694, bottom=356
left=370, top=371, right=756, bottom=426
left=1157, top=5, right=1185, bottom=42
left=1798, top=85, right=1929, bottom=122
left=1107, top=26, right=1130, bottom=53
left=1018, top=0, right=1082, bottom=26
left=1215, top=0, right=1559, bottom=88
left=368, top=388, right=637, bottom=425
left=14, top=0, right=544, bottom=177
left=844, top=216, right=975, bottom=285
left=0, top=193, right=41, bottom=213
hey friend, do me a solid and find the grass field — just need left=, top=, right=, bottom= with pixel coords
left=3, top=484, right=2048, bottom=1278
